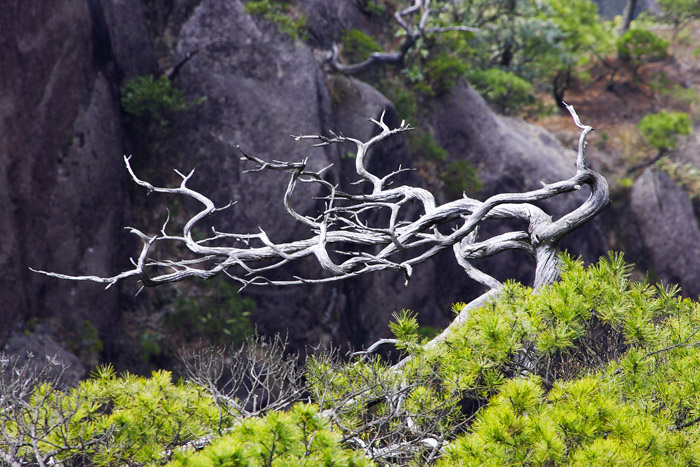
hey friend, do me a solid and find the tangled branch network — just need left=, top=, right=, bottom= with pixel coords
left=33, top=105, right=608, bottom=308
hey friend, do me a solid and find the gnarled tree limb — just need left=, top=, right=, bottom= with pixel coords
left=33, top=106, right=606, bottom=298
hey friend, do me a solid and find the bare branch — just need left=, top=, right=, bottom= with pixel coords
left=328, top=0, right=479, bottom=75
left=33, top=107, right=607, bottom=307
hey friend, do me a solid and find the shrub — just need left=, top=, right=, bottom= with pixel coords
left=407, top=129, right=449, bottom=162
left=617, top=28, right=669, bottom=67
left=657, top=156, right=700, bottom=199
left=244, top=0, right=307, bottom=41
left=12, top=254, right=700, bottom=465
left=0, top=365, right=227, bottom=466
left=167, top=404, right=372, bottom=467
left=340, top=28, right=383, bottom=64
left=120, top=74, right=204, bottom=126
left=656, top=0, right=700, bottom=37
left=637, top=110, right=691, bottom=151
left=421, top=53, right=468, bottom=95
left=466, top=68, right=535, bottom=115
left=359, top=0, right=386, bottom=18
left=440, top=375, right=700, bottom=465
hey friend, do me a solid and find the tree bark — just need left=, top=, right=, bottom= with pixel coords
left=620, top=0, right=638, bottom=36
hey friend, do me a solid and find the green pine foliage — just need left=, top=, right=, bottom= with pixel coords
left=167, top=404, right=373, bottom=467
left=1, top=366, right=227, bottom=465
left=422, top=53, right=469, bottom=95
left=442, top=160, right=483, bottom=197
left=656, top=0, right=700, bottom=36
left=466, top=68, right=536, bottom=115
left=440, top=374, right=700, bottom=465
left=166, top=280, right=255, bottom=346
left=10, top=254, right=700, bottom=464
left=309, top=253, right=700, bottom=464
left=433, top=253, right=700, bottom=464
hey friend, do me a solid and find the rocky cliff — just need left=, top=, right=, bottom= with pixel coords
left=2, top=0, right=692, bottom=371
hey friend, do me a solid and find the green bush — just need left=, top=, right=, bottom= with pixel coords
left=305, top=253, right=700, bottom=464
left=340, top=28, right=383, bottom=64
left=244, top=0, right=307, bottom=41
left=656, top=0, right=700, bottom=36
left=167, top=404, right=372, bottom=467
left=1, top=366, right=227, bottom=466
left=359, top=0, right=386, bottom=18
left=120, top=74, right=205, bottom=126
left=12, top=254, right=700, bottom=465
left=466, top=68, right=535, bottom=115
left=657, top=156, right=700, bottom=199
left=440, top=374, right=700, bottom=465
left=442, top=160, right=483, bottom=197
left=423, top=54, right=468, bottom=95
left=637, top=110, right=692, bottom=151
left=617, top=28, right=669, bottom=67
left=66, top=320, right=103, bottom=368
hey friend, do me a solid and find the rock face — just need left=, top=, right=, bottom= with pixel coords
left=152, top=2, right=441, bottom=348
left=4, top=0, right=698, bottom=367
left=621, top=168, right=700, bottom=297
left=0, top=1, right=127, bottom=341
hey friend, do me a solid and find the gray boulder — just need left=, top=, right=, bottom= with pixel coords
left=429, top=83, right=610, bottom=297
left=3, top=326, right=86, bottom=388
left=621, top=167, right=700, bottom=297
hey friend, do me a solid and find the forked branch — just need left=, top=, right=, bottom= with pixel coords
left=328, top=0, right=479, bottom=75
left=33, top=107, right=607, bottom=299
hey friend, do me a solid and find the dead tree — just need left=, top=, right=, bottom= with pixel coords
left=33, top=104, right=608, bottom=352
left=31, top=104, right=608, bottom=464
left=328, top=0, right=479, bottom=74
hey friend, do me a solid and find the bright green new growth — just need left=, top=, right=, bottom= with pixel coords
left=11, top=254, right=700, bottom=465
left=637, top=110, right=692, bottom=151
left=120, top=75, right=204, bottom=126
left=440, top=375, right=700, bottom=466
left=167, top=404, right=373, bottom=467
left=10, top=367, right=226, bottom=466
left=432, top=253, right=700, bottom=464
left=306, top=253, right=700, bottom=464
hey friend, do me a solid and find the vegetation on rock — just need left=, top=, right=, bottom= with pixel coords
left=244, top=0, right=307, bottom=41
left=120, top=75, right=205, bottom=126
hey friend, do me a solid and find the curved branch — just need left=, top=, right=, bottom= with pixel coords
left=33, top=107, right=607, bottom=308
left=328, top=0, right=479, bottom=75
